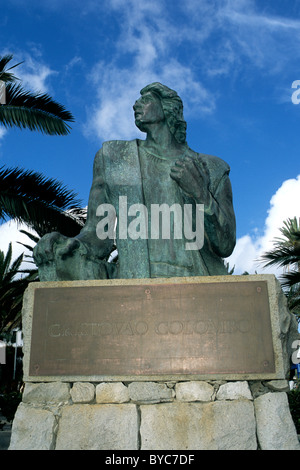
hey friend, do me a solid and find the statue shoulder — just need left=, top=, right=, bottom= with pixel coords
left=94, top=139, right=137, bottom=168
left=102, top=139, right=137, bottom=154
left=188, top=148, right=230, bottom=175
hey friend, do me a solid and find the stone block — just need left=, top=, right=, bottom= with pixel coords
left=9, top=403, right=57, bottom=450
left=254, top=392, right=300, bottom=450
left=22, top=382, right=70, bottom=404
left=55, top=404, right=138, bottom=450
left=216, top=381, right=252, bottom=400
left=128, top=381, right=174, bottom=403
left=140, top=400, right=257, bottom=450
left=175, top=381, right=214, bottom=402
left=249, top=380, right=269, bottom=399
left=71, top=382, right=95, bottom=403
left=96, top=382, right=129, bottom=403
left=264, top=380, right=290, bottom=392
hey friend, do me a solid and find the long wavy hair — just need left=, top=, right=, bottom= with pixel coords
left=140, top=82, right=187, bottom=145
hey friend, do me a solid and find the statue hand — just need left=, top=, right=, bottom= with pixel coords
left=33, top=232, right=81, bottom=266
left=55, top=237, right=82, bottom=260
left=33, top=232, right=66, bottom=266
left=170, top=156, right=210, bottom=203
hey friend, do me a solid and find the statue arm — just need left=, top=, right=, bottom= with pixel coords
left=170, top=154, right=235, bottom=258
left=75, top=148, right=114, bottom=260
left=202, top=171, right=236, bottom=258
left=33, top=147, right=115, bottom=281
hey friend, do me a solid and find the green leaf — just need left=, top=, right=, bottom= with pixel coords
left=0, top=166, right=84, bottom=236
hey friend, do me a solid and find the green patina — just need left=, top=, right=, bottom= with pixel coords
left=34, top=83, right=236, bottom=281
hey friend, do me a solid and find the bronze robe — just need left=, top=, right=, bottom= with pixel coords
left=77, top=139, right=236, bottom=279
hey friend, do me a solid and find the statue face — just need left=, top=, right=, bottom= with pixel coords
left=133, top=91, right=165, bottom=131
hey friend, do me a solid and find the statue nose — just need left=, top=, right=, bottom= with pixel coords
left=133, top=102, right=142, bottom=114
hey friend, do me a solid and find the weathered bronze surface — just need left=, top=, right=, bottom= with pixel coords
left=29, top=280, right=275, bottom=377
left=33, top=82, right=236, bottom=282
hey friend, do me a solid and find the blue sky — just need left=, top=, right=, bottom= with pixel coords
left=0, top=0, right=300, bottom=276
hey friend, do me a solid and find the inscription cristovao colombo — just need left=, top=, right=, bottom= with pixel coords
left=48, top=318, right=252, bottom=338
left=29, top=280, right=276, bottom=377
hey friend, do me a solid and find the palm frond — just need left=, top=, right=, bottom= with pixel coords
left=0, top=82, right=74, bottom=135
left=0, top=54, right=22, bottom=83
left=18, top=229, right=40, bottom=244
left=0, top=242, right=38, bottom=333
left=259, top=216, right=300, bottom=319
left=0, top=192, right=84, bottom=237
left=16, top=230, right=40, bottom=258
left=0, top=55, right=14, bottom=72
left=0, top=54, right=74, bottom=135
left=0, top=243, right=13, bottom=280
left=280, top=271, right=300, bottom=289
left=260, top=245, right=300, bottom=269
left=7, top=253, right=24, bottom=280
left=0, top=165, right=84, bottom=236
left=0, top=166, right=80, bottom=209
left=270, top=218, right=300, bottom=248
left=286, top=283, right=300, bottom=318
left=5, top=82, right=74, bottom=122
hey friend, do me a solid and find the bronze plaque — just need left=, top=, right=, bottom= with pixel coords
left=29, top=281, right=275, bottom=377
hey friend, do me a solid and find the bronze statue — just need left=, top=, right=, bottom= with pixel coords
left=33, top=83, right=236, bottom=280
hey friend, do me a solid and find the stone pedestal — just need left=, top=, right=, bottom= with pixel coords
left=9, top=275, right=300, bottom=450
left=9, top=380, right=300, bottom=450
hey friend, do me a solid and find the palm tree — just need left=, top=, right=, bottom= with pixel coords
left=0, top=54, right=89, bottom=398
left=0, top=166, right=84, bottom=237
left=0, top=54, right=85, bottom=334
left=0, top=243, right=37, bottom=334
left=0, top=54, right=84, bottom=236
left=0, top=54, right=74, bottom=135
left=260, top=217, right=300, bottom=319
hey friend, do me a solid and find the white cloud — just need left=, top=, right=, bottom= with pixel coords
left=83, top=0, right=300, bottom=142
left=222, top=1, right=300, bottom=31
left=0, top=221, right=37, bottom=273
left=0, top=46, right=57, bottom=95
left=84, top=0, right=216, bottom=142
left=218, top=0, right=300, bottom=73
left=65, top=56, right=83, bottom=72
left=16, top=54, right=57, bottom=94
left=226, top=174, right=300, bottom=275
left=0, top=127, right=7, bottom=141
left=85, top=60, right=216, bottom=142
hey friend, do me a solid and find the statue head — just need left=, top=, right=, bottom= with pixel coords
left=139, top=82, right=187, bottom=145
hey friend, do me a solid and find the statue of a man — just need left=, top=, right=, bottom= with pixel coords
left=33, top=82, right=236, bottom=281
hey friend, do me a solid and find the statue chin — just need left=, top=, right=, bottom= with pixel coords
left=134, top=119, right=147, bottom=133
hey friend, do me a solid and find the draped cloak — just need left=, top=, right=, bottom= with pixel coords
left=77, top=139, right=236, bottom=280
